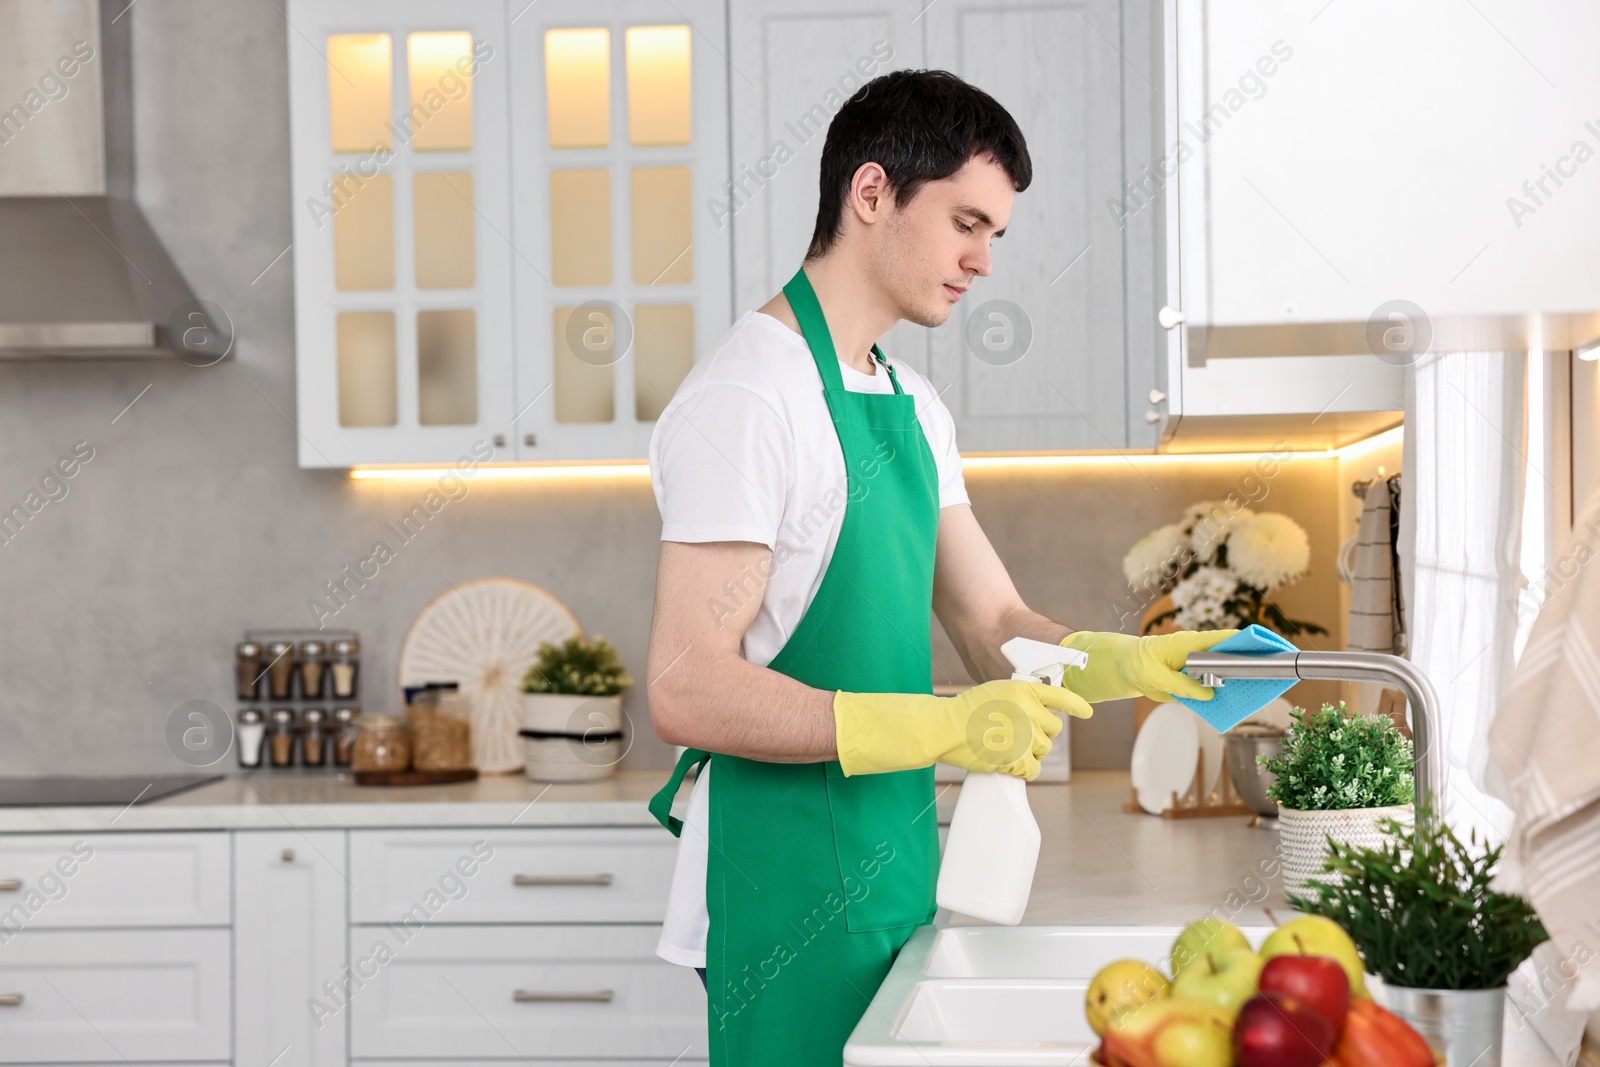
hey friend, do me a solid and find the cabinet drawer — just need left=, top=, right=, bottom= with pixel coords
left=0, top=832, right=229, bottom=928
left=347, top=925, right=706, bottom=1060
left=349, top=828, right=676, bottom=924
left=0, top=928, right=231, bottom=1062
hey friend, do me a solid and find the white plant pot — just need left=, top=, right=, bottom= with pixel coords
left=519, top=693, right=627, bottom=782
left=1278, top=803, right=1413, bottom=899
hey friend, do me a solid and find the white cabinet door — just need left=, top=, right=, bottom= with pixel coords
left=234, top=831, right=348, bottom=1067
left=727, top=0, right=927, bottom=377
left=0, top=929, right=231, bottom=1062
left=0, top=832, right=229, bottom=929
left=347, top=924, right=707, bottom=1060
left=1177, top=0, right=1600, bottom=357
left=288, top=0, right=516, bottom=467
left=508, top=0, right=732, bottom=460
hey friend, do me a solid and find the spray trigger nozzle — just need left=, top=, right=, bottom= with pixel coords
left=1000, top=636, right=1088, bottom=687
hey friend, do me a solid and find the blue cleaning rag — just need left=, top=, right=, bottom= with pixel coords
left=1175, top=624, right=1300, bottom=733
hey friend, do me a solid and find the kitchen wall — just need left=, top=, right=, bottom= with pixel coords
left=0, top=0, right=1351, bottom=776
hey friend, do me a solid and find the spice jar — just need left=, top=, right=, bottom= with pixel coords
left=268, top=708, right=298, bottom=768
left=412, top=708, right=471, bottom=772
left=330, top=638, right=360, bottom=700
left=298, top=640, right=328, bottom=700
left=266, top=641, right=297, bottom=700
left=332, top=708, right=360, bottom=767
left=235, top=642, right=263, bottom=700
left=301, top=708, right=329, bottom=767
left=352, top=713, right=408, bottom=772
left=237, top=708, right=265, bottom=768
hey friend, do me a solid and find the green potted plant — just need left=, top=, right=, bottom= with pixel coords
left=519, top=635, right=633, bottom=782
left=1290, top=806, right=1548, bottom=1066
left=1259, top=702, right=1415, bottom=896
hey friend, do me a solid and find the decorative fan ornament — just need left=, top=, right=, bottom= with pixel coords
left=398, top=579, right=582, bottom=773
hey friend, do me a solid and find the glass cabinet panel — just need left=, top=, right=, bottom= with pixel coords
left=545, top=29, right=610, bottom=148
left=634, top=304, right=693, bottom=421
left=333, top=174, right=394, bottom=290
left=552, top=305, right=616, bottom=423
left=327, top=33, right=392, bottom=153
left=624, top=26, right=690, bottom=146
left=337, top=311, right=397, bottom=427
left=631, top=166, right=692, bottom=285
left=417, top=310, right=478, bottom=425
left=550, top=169, right=612, bottom=286
left=407, top=32, right=474, bottom=151
left=414, top=172, right=475, bottom=289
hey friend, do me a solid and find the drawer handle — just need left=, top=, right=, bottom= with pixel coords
left=513, top=989, right=614, bottom=1004
left=0, top=879, right=20, bottom=892
left=512, top=873, right=614, bottom=887
left=0, top=994, right=22, bottom=1007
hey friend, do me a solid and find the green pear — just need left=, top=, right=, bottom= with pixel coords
left=1170, top=945, right=1264, bottom=1017
left=1258, top=915, right=1368, bottom=998
left=1170, top=918, right=1251, bottom=978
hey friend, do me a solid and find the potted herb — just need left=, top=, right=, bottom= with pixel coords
left=1260, top=702, right=1415, bottom=896
left=1290, top=806, right=1548, bottom=1065
left=519, top=636, right=633, bottom=782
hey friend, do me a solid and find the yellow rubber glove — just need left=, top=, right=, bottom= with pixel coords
left=834, top=679, right=1093, bottom=780
left=1059, top=629, right=1240, bottom=703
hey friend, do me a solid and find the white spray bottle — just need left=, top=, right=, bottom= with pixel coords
left=935, top=636, right=1089, bottom=925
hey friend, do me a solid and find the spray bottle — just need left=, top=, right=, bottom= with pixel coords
left=935, top=636, right=1089, bottom=925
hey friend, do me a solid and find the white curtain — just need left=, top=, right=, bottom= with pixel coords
left=1400, top=353, right=1526, bottom=840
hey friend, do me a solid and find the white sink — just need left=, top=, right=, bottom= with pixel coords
left=844, top=924, right=1272, bottom=1066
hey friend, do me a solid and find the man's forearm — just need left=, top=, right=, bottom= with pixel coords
left=953, top=605, right=1074, bottom=682
left=650, top=650, right=839, bottom=763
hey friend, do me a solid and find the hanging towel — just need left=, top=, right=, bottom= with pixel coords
left=1488, top=484, right=1600, bottom=1012
left=1175, top=624, right=1300, bottom=733
left=1347, top=474, right=1406, bottom=656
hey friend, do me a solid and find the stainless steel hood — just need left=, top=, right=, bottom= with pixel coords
left=0, top=0, right=199, bottom=358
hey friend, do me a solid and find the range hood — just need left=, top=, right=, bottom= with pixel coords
left=0, top=0, right=197, bottom=358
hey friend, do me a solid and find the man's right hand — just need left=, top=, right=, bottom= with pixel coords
left=833, top=679, right=1092, bottom=780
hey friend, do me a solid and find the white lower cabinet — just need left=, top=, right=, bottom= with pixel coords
left=347, top=924, right=707, bottom=1060
left=0, top=928, right=231, bottom=1063
left=235, top=831, right=349, bottom=1067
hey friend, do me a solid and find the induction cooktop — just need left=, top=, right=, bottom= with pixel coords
left=0, top=774, right=223, bottom=807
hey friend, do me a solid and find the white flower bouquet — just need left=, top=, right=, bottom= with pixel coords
left=1122, top=500, right=1327, bottom=637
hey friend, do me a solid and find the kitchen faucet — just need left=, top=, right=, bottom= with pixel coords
left=1184, top=650, right=1444, bottom=830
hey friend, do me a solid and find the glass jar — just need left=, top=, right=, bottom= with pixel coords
left=266, top=641, right=297, bottom=700
left=298, top=640, right=328, bottom=700
left=236, top=708, right=265, bottom=768
left=235, top=642, right=263, bottom=700
left=268, top=708, right=297, bottom=768
left=332, top=707, right=360, bottom=767
left=301, top=708, right=329, bottom=767
left=412, top=709, right=471, bottom=772
left=330, top=639, right=360, bottom=700
left=352, top=713, right=408, bottom=772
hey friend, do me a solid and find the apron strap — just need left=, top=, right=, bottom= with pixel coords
left=783, top=266, right=904, bottom=397
left=648, top=745, right=712, bottom=837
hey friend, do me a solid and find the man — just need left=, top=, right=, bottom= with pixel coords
left=645, top=69, right=1232, bottom=1065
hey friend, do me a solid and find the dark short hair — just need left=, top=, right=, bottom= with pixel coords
left=807, top=69, right=1032, bottom=259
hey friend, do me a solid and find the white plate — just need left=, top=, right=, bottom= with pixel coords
left=1240, top=696, right=1294, bottom=733
left=1130, top=703, right=1199, bottom=814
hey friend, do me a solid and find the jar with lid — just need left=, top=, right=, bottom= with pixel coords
left=352, top=713, right=408, bottom=772
left=266, top=641, right=297, bottom=700
left=268, top=708, right=298, bottom=768
left=237, top=708, right=265, bottom=768
left=235, top=642, right=263, bottom=700
left=330, top=639, right=360, bottom=700
left=298, top=640, right=328, bottom=699
left=411, top=705, right=471, bottom=773
left=332, top=708, right=360, bottom=767
left=301, top=708, right=329, bottom=767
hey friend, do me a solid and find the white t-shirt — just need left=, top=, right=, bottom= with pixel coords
left=649, top=308, right=968, bottom=967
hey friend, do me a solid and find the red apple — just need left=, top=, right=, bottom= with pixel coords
left=1258, top=954, right=1351, bottom=1034
left=1233, top=992, right=1338, bottom=1067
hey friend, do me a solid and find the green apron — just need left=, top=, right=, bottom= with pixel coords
left=648, top=265, right=941, bottom=1065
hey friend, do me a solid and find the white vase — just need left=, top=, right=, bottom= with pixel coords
left=1277, top=803, right=1413, bottom=899
left=519, top=693, right=627, bottom=782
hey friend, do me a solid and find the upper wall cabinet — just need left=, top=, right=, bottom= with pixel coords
left=1168, top=0, right=1600, bottom=360
left=509, top=0, right=730, bottom=461
left=729, top=0, right=1165, bottom=452
left=287, top=0, right=729, bottom=467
